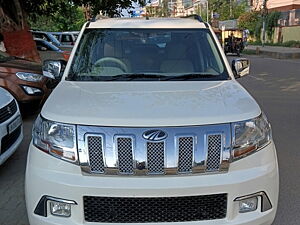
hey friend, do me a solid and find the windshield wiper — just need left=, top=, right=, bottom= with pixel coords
left=105, top=73, right=168, bottom=81
left=163, top=73, right=220, bottom=81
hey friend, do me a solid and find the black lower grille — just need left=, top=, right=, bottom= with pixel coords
left=1, top=126, right=21, bottom=154
left=84, top=194, right=227, bottom=223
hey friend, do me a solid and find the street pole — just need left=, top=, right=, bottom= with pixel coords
left=206, top=0, right=209, bottom=23
left=262, top=0, right=267, bottom=47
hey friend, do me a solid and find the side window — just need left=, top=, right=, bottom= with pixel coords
left=53, top=34, right=60, bottom=40
left=42, top=34, right=51, bottom=42
left=36, top=41, right=48, bottom=49
left=33, top=33, right=42, bottom=39
left=62, top=35, right=72, bottom=43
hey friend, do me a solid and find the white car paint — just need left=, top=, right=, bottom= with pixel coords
left=0, top=87, right=23, bottom=165
left=88, top=17, right=207, bottom=29
left=26, top=17, right=279, bottom=225
left=42, top=80, right=261, bottom=127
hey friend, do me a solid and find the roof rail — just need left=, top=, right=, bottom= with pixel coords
left=180, top=14, right=204, bottom=23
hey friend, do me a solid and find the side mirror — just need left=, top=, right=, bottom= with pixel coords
left=232, top=58, right=250, bottom=79
left=42, top=60, right=66, bottom=80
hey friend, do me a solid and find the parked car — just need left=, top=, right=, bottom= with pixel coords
left=50, top=31, right=79, bottom=48
left=31, top=31, right=61, bottom=47
left=0, top=87, right=23, bottom=165
left=26, top=17, right=279, bottom=225
left=34, top=38, right=70, bottom=62
left=0, top=51, right=52, bottom=108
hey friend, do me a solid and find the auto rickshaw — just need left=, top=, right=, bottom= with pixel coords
left=223, top=29, right=245, bottom=56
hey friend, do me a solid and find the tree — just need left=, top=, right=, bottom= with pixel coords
left=265, top=11, right=280, bottom=38
left=208, top=0, right=248, bottom=21
left=238, top=11, right=261, bottom=36
left=0, top=0, right=146, bottom=61
left=29, top=5, right=86, bottom=32
left=73, top=0, right=146, bottom=17
left=238, top=10, right=280, bottom=41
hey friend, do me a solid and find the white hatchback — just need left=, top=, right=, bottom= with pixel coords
left=0, top=87, right=23, bottom=165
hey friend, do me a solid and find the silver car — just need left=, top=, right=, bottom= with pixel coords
left=0, top=87, right=23, bottom=165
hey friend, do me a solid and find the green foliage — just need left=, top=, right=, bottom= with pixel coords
left=22, top=0, right=145, bottom=19
left=208, top=0, right=248, bottom=21
left=239, top=10, right=280, bottom=41
left=72, top=0, right=145, bottom=17
left=265, top=11, right=280, bottom=37
left=238, top=11, right=261, bottom=35
left=29, top=5, right=85, bottom=32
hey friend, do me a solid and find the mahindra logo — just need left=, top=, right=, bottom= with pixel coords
left=143, top=130, right=168, bottom=141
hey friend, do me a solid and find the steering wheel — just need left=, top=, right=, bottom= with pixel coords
left=94, top=57, right=128, bottom=73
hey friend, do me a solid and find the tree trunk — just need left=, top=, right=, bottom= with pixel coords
left=0, top=0, right=41, bottom=62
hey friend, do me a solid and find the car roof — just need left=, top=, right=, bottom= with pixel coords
left=87, top=17, right=207, bottom=29
left=32, top=31, right=49, bottom=34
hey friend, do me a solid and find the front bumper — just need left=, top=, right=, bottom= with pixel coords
left=0, top=110, right=23, bottom=165
left=25, top=142, right=279, bottom=225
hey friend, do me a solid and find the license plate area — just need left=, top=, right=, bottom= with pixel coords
left=7, top=116, right=22, bottom=134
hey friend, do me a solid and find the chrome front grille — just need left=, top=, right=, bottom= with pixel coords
left=178, top=137, right=194, bottom=173
left=147, top=142, right=165, bottom=174
left=117, top=137, right=134, bottom=174
left=87, top=135, right=105, bottom=173
left=206, top=134, right=222, bottom=172
left=78, top=125, right=231, bottom=176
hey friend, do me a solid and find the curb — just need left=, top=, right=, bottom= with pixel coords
left=244, top=47, right=300, bottom=59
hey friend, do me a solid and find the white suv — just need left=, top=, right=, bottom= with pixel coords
left=25, top=17, right=279, bottom=225
left=0, top=87, right=23, bottom=165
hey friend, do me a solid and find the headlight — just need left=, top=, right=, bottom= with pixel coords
left=16, top=72, right=43, bottom=82
left=232, top=113, right=272, bottom=160
left=32, top=115, right=77, bottom=163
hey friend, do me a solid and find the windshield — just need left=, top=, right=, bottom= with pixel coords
left=68, top=29, right=229, bottom=81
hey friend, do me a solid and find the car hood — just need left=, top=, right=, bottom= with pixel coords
left=0, top=59, right=42, bottom=74
left=0, top=87, right=14, bottom=108
left=42, top=80, right=261, bottom=127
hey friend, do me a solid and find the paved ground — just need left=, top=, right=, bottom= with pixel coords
left=236, top=55, right=300, bottom=225
left=0, top=55, right=299, bottom=225
left=0, top=113, right=36, bottom=225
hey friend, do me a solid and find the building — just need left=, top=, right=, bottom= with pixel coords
left=250, top=0, right=300, bottom=11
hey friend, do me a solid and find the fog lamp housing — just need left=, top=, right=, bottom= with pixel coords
left=238, top=196, right=258, bottom=213
left=21, top=85, right=43, bottom=96
left=234, top=191, right=273, bottom=214
left=34, top=195, right=77, bottom=217
left=50, top=200, right=72, bottom=217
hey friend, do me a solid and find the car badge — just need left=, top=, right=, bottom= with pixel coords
left=143, top=130, right=168, bottom=141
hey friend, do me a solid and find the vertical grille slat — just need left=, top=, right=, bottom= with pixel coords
left=206, top=134, right=222, bottom=172
left=87, top=136, right=105, bottom=173
left=178, top=137, right=194, bottom=173
left=147, top=142, right=164, bottom=174
left=0, top=100, right=17, bottom=123
left=117, top=137, right=134, bottom=174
